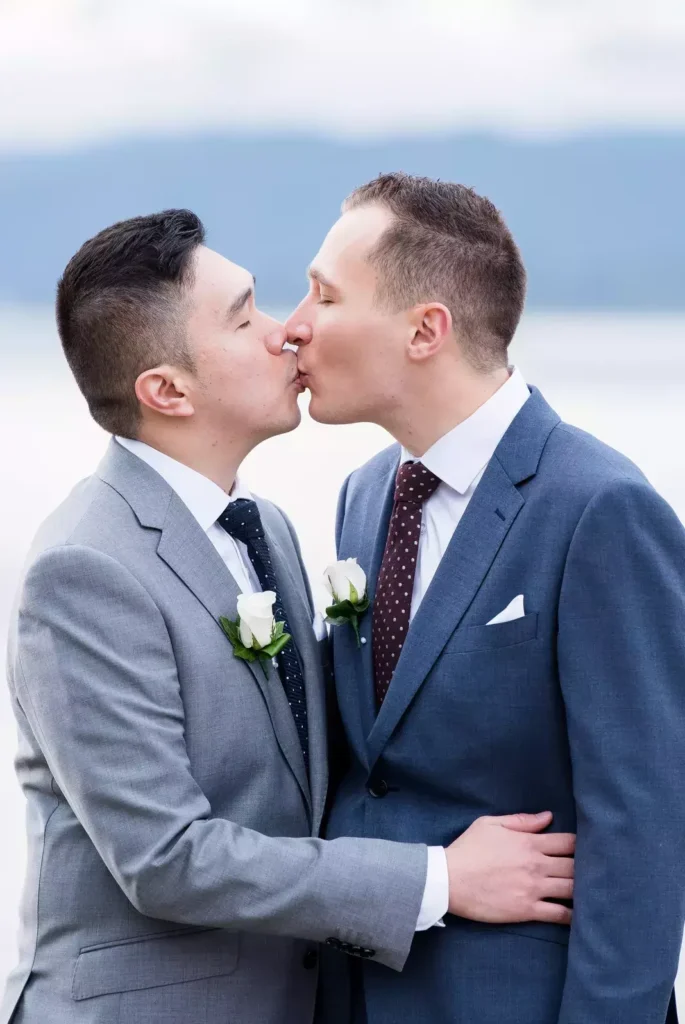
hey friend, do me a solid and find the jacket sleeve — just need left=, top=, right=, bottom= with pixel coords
left=556, top=477, right=685, bottom=1023
left=13, top=543, right=427, bottom=971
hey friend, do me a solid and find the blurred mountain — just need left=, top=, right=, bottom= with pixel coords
left=0, top=132, right=683, bottom=311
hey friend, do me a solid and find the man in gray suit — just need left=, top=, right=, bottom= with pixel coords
left=2, top=210, right=575, bottom=1024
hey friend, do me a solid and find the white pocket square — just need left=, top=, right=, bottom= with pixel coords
left=487, top=594, right=525, bottom=626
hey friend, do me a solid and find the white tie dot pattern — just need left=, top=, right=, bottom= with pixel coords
left=218, top=498, right=309, bottom=769
left=373, top=462, right=442, bottom=707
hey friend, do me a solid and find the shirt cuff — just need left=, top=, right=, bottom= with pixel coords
left=415, top=846, right=448, bottom=931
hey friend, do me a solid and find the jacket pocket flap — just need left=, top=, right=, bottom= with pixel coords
left=72, top=928, right=239, bottom=1001
left=451, top=612, right=538, bottom=653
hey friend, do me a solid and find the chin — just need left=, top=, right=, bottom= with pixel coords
left=307, top=395, right=355, bottom=426
left=273, top=404, right=302, bottom=435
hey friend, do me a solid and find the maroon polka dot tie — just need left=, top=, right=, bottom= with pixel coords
left=372, top=461, right=442, bottom=708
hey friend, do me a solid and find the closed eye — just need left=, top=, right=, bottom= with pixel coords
left=237, top=320, right=251, bottom=329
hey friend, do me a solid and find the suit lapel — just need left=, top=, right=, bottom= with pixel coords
left=258, top=501, right=326, bottom=829
left=97, top=441, right=312, bottom=815
left=158, top=498, right=312, bottom=817
left=364, top=388, right=561, bottom=770
left=156, top=494, right=241, bottom=627
left=336, top=454, right=397, bottom=763
left=366, top=458, right=523, bottom=768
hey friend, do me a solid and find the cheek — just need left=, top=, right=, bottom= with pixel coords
left=317, top=315, right=369, bottom=371
left=196, top=337, right=259, bottom=398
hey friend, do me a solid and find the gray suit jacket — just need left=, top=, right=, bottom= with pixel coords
left=2, top=441, right=426, bottom=1024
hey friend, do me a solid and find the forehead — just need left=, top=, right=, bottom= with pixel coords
left=314, top=204, right=394, bottom=278
left=191, top=245, right=253, bottom=303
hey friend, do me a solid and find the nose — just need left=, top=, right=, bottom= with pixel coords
left=291, top=324, right=312, bottom=350
left=286, top=322, right=313, bottom=348
left=284, top=303, right=313, bottom=348
left=264, top=325, right=288, bottom=357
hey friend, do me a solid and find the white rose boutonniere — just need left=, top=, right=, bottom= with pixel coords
left=220, top=591, right=291, bottom=678
left=323, top=558, right=369, bottom=647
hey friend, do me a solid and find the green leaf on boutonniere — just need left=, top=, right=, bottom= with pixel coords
left=261, top=632, right=292, bottom=658
left=219, top=616, right=242, bottom=647
left=272, top=619, right=285, bottom=640
left=325, top=599, right=355, bottom=623
left=323, top=558, right=370, bottom=648
left=219, top=615, right=291, bottom=678
left=232, top=645, right=259, bottom=664
left=325, top=596, right=370, bottom=648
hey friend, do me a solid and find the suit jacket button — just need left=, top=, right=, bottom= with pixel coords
left=302, top=949, right=318, bottom=970
left=368, top=779, right=389, bottom=798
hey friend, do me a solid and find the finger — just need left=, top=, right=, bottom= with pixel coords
left=541, top=856, right=574, bottom=879
left=538, top=878, right=574, bottom=901
left=497, top=811, right=553, bottom=833
left=534, top=832, right=576, bottom=855
left=532, top=901, right=573, bottom=926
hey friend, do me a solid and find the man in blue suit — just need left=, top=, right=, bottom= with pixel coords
left=288, top=173, right=685, bottom=1023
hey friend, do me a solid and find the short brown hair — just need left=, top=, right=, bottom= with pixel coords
left=56, top=209, right=205, bottom=437
left=344, top=173, right=526, bottom=370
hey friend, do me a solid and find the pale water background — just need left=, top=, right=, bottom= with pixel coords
left=1, top=306, right=684, bottom=1000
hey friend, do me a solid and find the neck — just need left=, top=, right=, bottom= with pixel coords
left=382, top=364, right=511, bottom=457
left=134, top=423, right=255, bottom=494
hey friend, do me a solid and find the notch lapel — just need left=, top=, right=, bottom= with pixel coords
left=335, top=452, right=398, bottom=763
left=97, top=441, right=312, bottom=815
left=258, top=501, right=326, bottom=828
left=157, top=500, right=312, bottom=816
left=365, top=388, right=561, bottom=771
left=156, top=494, right=241, bottom=628
left=366, top=458, right=523, bottom=768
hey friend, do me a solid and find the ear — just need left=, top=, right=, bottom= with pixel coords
left=406, top=303, right=453, bottom=363
left=135, top=366, right=195, bottom=419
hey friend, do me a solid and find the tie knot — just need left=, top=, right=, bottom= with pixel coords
left=394, top=461, right=441, bottom=506
left=217, top=498, right=263, bottom=545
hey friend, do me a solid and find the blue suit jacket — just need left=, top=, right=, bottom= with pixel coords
left=324, top=388, right=685, bottom=1024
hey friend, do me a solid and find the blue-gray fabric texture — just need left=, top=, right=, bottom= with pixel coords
left=322, top=387, right=685, bottom=1024
left=2, top=440, right=427, bottom=1024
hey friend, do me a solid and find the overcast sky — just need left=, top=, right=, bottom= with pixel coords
left=1, top=0, right=684, bottom=153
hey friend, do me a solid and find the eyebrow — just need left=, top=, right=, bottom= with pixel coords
left=308, top=266, right=337, bottom=291
left=227, top=275, right=256, bottom=320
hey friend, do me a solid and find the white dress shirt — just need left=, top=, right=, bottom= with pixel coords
left=114, top=437, right=443, bottom=931
left=402, top=367, right=531, bottom=619
left=116, top=436, right=260, bottom=594
left=400, top=368, right=531, bottom=929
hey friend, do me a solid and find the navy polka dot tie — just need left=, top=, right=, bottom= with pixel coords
left=218, top=499, right=309, bottom=769
left=372, top=462, right=442, bottom=708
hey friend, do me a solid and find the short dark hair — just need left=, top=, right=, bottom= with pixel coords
left=344, top=173, right=526, bottom=370
left=56, top=209, right=205, bottom=437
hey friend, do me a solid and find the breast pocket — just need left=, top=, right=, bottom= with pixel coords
left=450, top=611, right=539, bottom=654
left=434, top=610, right=556, bottom=711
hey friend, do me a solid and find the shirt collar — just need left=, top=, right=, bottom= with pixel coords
left=114, top=436, right=251, bottom=532
left=400, top=367, right=530, bottom=495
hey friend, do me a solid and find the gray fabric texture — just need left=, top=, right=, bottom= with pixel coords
left=2, top=440, right=426, bottom=1024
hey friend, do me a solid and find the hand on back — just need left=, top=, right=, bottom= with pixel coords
left=445, top=811, right=574, bottom=926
